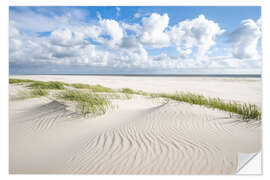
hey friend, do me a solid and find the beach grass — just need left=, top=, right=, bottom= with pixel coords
left=70, top=83, right=114, bottom=93
left=27, top=81, right=66, bottom=90
left=121, top=88, right=135, bottom=94
left=9, top=78, right=36, bottom=84
left=101, top=93, right=132, bottom=100
left=151, top=92, right=261, bottom=120
left=56, top=90, right=113, bottom=116
left=120, top=88, right=148, bottom=96
left=17, top=88, right=49, bottom=99
left=124, top=93, right=132, bottom=99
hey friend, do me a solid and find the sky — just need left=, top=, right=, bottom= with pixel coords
left=9, top=6, right=262, bottom=74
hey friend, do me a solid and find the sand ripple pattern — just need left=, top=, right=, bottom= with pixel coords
left=10, top=99, right=261, bottom=174
left=14, top=100, right=81, bottom=132
left=64, top=102, right=260, bottom=174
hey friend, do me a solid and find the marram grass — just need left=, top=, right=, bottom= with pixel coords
left=27, top=81, right=66, bottom=90
left=151, top=92, right=261, bottom=120
left=9, top=78, right=35, bottom=84
left=121, top=88, right=135, bottom=94
left=17, top=88, right=49, bottom=99
left=121, top=88, right=148, bottom=96
left=70, top=83, right=114, bottom=93
left=56, top=90, right=113, bottom=116
left=101, top=93, right=132, bottom=100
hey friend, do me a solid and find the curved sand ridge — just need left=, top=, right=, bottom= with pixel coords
left=9, top=94, right=261, bottom=174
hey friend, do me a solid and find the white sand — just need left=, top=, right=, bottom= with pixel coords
left=9, top=75, right=262, bottom=174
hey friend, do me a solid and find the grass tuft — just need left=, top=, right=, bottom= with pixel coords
left=31, top=88, right=49, bottom=97
left=151, top=92, right=261, bottom=120
left=27, top=81, right=66, bottom=90
left=17, top=89, right=49, bottom=99
left=71, top=83, right=114, bottom=93
left=100, top=93, right=132, bottom=100
left=56, top=90, right=113, bottom=116
left=124, top=93, right=132, bottom=99
left=120, top=88, right=148, bottom=96
left=9, top=78, right=35, bottom=84
left=121, top=88, right=135, bottom=94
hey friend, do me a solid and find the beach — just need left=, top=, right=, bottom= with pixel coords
left=9, top=75, right=262, bottom=174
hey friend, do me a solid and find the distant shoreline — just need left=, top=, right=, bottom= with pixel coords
left=10, top=74, right=261, bottom=78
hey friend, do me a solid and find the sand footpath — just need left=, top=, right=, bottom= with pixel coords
left=9, top=76, right=262, bottom=174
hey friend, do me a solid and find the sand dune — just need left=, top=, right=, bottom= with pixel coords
left=9, top=81, right=261, bottom=174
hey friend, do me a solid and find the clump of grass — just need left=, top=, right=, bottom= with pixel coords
left=70, top=83, right=92, bottom=89
left=17, top=88, right=49, bottom=99
left=90, top=84, right=114, bottom=93
left=101, top=93, right=121, bottom=99
left=121, top=88, right=135, bottom=94
left=31, top=88, right=49, bottom=97
left=207, top=99, right=261, bottom=120
left=71, top=83, right=114, bottom=93
left=136, top=91, right=149, bottom=96
left=120, top=88, right=148, bottom=96
left=100, top=93, right=132, bottom=100
left=124, top=93, right=132, bottom=99
left=151, top=92, right=261, bottom=120
left=56, top=90, right=113, bottom=116
left=27, top=81, right=66, bottom=90
left=9, top=78, right=36, bottom=84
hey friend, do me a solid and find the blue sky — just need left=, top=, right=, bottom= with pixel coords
left=9, top=6, right=261, bottom=74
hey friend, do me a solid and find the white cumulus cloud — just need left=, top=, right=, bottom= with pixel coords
left=99, top=19, right=124, bottom=48
left=228, top=18, right=261, bottom=59
left=169, top=14, right=225, bottom=59
left=140, top=13, right=170, bottom=48
left=50, top=28, right=85, bottom=47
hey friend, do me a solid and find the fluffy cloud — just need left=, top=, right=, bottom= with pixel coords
left=9, top=9, right=262, bottom=74
left=257, top=17, right=262, bottom=29
left=140, top=13, right=170, bottom=48
left=82, top=25, right=103, bottom=42
left=120, top=35, right=139, bottom=49
left=50, top=28, right=85, bottom=47
left=169, top=15, right=225, bottom=59
left=99, top=19, right=124, bottom=48
left=10, top=7, right=89, bottom=32
left=228, top=18, right=261, bottom=59
left=81, top=18, right=124, bottom=49
left=9, top=26, right=23, bottom=53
